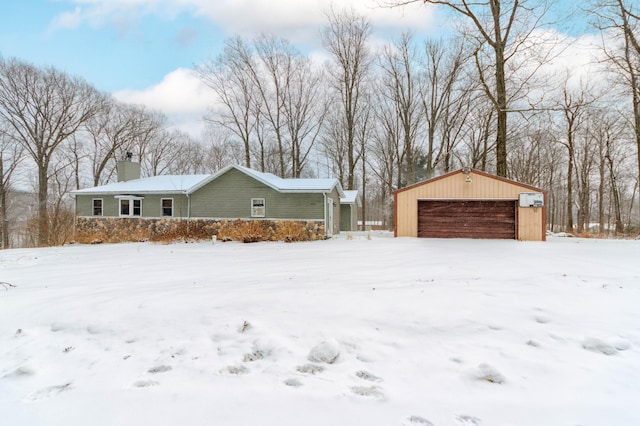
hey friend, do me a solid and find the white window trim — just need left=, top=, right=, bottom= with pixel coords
left=115, top=195, right=144, bottom=217
left=161, top=198, right=174, bottom=217
left=251, top=198, right=266, bottom=218
left=92, top=198, right=103, bottom=216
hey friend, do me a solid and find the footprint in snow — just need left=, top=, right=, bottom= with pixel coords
left=296, top=364, right=324, bottom=375
left=611, top=338, right=631, bottom=351
left=582, top=338, right=617, bottom=355
left=404, top=415, right=434, bottom=425
left=534, top=315, right=551, bottom=324
left=24, top=383, right=72, bottom=401
left=355, top=370, right=382, bottom=382
left=476, top=363, right=505, bottom=384
left=3, top=366, right=35, bottom=378
left=351, top=385, right=384, bottom=399
left=224, top=365, right=249, bottom=375
left=243, top=350, right=264, bottom=362
left=133, top=380, right=159, bottom=388
left=283, top=378, right=303, bottom=388
left=147, top=365, right=172, bottom=374
left=456, top=415, right=481, bottom=425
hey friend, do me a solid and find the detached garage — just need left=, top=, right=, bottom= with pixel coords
left=394, top=168, right=546, bottom=241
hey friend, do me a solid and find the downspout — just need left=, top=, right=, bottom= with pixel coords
left=323, top=192, right=327, bottom=238
left=186, top=192, right=191, bottom=237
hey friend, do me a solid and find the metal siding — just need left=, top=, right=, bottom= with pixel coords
left=418, top=200, right=516, bottom=239
left=517, top=207, right=544, bottom=241
left=395, top=171, right=544, bottom=241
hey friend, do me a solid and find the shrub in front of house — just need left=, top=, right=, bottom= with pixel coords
left=75, top=217, right=325, bottom=244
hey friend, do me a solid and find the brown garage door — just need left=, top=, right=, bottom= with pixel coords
left=418, top=200, right=516, bottom=239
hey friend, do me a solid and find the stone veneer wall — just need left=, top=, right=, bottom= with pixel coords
left=74, top=217, right=326, bottom=243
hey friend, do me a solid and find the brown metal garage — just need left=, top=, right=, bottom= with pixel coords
left=418, top=200, right=516, bottom=239
left=394, top=169, right=546, bottom=241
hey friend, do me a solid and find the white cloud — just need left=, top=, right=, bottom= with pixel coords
left=113, top=68, right=214, bottom=136
left=192, top=0, right=438, bottom=45
left=49, top=0, right=439, bottom=43
left=48, top=6, right=84, bottom=31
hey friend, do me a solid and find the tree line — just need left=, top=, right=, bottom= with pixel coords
left=1, top=0, right=639, bottom=247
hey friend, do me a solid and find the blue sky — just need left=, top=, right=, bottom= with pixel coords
left=1, top=1, right=226, bottom=92
left=0, top=0, right=597, bottom=136
left=0, top=0, right=443, bottom=92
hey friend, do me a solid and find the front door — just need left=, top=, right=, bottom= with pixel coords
left=326, top=198, right=334, bottom=237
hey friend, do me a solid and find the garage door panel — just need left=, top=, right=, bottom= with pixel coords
left=418, top=200, right=516, bottom=239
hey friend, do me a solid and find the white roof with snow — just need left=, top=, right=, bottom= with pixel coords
left=340, top=190, right=359, bottom=204
left=72, top=165, right=344, bottom=196
left=71, top=175, right=211, bottom=195
left=228, top=165, right=344, bottom=195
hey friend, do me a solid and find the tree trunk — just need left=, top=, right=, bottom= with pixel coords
left=38, top=164, right=49, bottom=246
left=566, top=143, right=574, bottom=233
left=0, top=153, right=6, bottom=249
left=494, top=43, right=508, bottom=177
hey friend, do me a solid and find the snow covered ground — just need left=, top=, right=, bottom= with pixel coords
left=1, top=233, right=639, bottom=426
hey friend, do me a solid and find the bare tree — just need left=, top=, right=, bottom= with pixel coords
left=589, top=110, right=628, bottom=233
left=556, top=78, right=596, bottom=233
left=0, top=123, right=25, bottom=248
left=319, top=108, right=349, bottom=185
left=164, top=132, right=208, bottom=175
left=117, top=108, right=167, bottom=176
left=420, top=37, right=470, bottom=177
left=198, top=37, right=257, bottom=168
left=589, top=0, right=640, bottom=224
left=378, top=32, right=425, bottom=185
left=0, top=57, right=101, bottom=245
left=85, top=100, right=157, bottom=186
left=282, top=53, right=328, bottom=177
left=385, top=0, right=551, bottom=177
left=322, top=7, right=373, bottom=189
left=458, top=97, right=495, bottom=171
left=245, top=35, right=328, bottom=177
left=202, top=128, right=245, bottom=172
left=247, top=35, right=289, bottom=176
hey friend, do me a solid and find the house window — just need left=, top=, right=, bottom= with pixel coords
left=251, top=198, right=265, bottom=217
left=161, top=198, right=173, bottom=217
left=120, top=199, right=130, bottom=216
left=118, top=197, right=142, bottom=217
left=92, top=199, right=103, bottom=216
left=132, top=199, right=141, bottom=216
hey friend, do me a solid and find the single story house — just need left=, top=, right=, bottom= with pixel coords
left=72, top=162, right=347, bottom=242
left=394, top=168, right=546, bottom=241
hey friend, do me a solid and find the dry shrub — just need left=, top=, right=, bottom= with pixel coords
left=75, top=218, right=324, bottom=244
left=276, top=221, right=309, bottom=242
left=217, top=220, right=239, bottom=242
left=236, top=220, right=266, bottom=243
left=218, top=220, right=266, bottom=243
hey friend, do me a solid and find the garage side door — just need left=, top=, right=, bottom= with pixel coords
left=418, top=200, right=516, bottom=239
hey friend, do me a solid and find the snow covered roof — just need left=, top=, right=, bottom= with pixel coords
left=340, top=190, right=359, bottom=204
left=189, top=165, right=345, bottom=196
left=72, top=165, right=345, bottom=197
left=71, top=175, right=211, bottom=195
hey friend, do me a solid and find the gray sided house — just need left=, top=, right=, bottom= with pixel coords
left=340, top=190, right=359, bottom=232
left=72, top=163, right=345, bottom=242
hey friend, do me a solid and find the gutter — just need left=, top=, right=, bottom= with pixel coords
left=323, top=192, right=327, bottom=237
